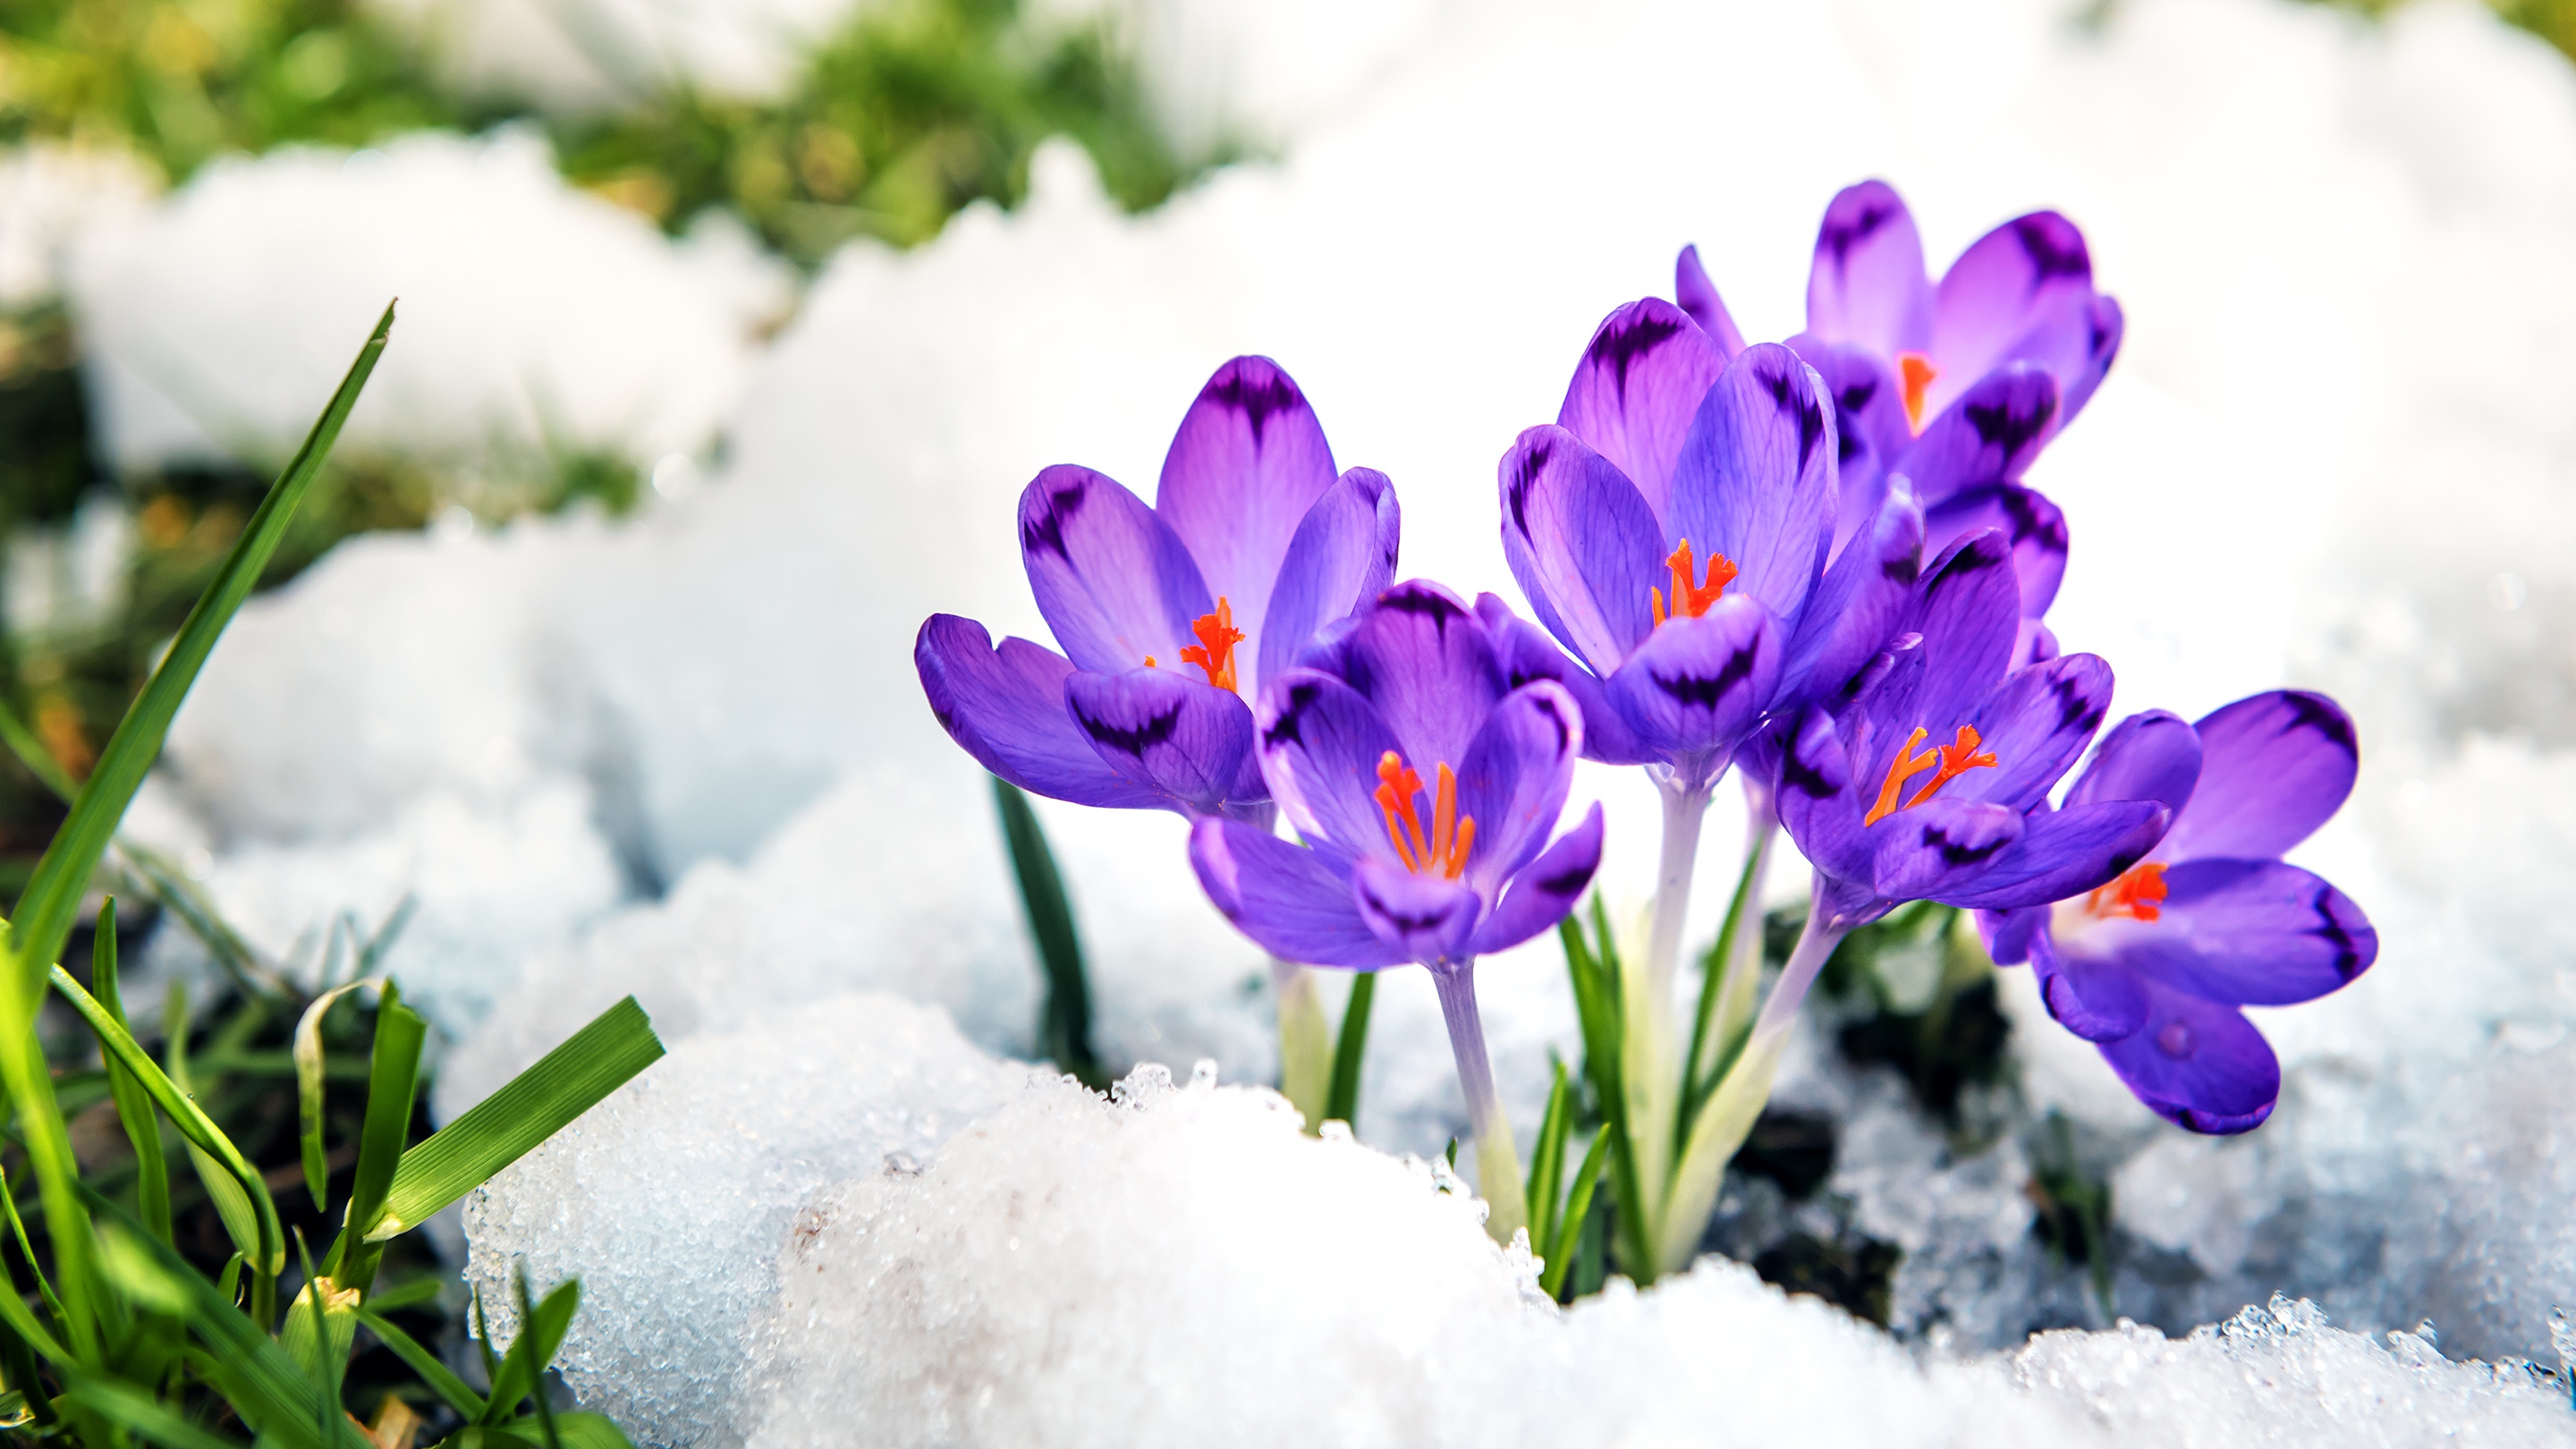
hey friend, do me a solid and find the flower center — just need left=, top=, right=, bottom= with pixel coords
left=1175, top=597, right=1245, bottom=692
left=2081, top=860, right=2167, bottom=923
left=1897, top=351, right=1938, bottom=433
left=1650, top=539, right=1738, bottom=627
left=1862, top=724, right=1999, bottom=826
left=1374, top=750, right=1475, bottom=880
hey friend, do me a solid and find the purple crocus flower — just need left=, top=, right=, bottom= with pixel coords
left=1188, top=580, right=1606, bottom=1240
left=1979, top=691, right=2377, bottom=1133
left=916, top=357, right=1400, bottom=820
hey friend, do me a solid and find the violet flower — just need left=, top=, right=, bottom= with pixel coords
left=1189, top=580, right=1606, bottom=1241
left=916, top=355, right=1399, bottom=821
left=1979, top=691, right=2377, bottom=1132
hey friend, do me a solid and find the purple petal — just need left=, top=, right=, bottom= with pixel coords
left=1557, top=299, right=1726, bottom=525
left=1936, top=799, right=2167, bottom=911
left=1474, top=592, right=1657, bottom=766
left=1256, top=466, right=1402, bottom=690
left=1896, top=363, right=2060, bottom=509
left=2057, top=296, right=2124, bottom=423
left=1020, top=465, right=1212, bottom=676
left=1351, top=857, right=1481, bottom=964
left=1921, top=482, right=2068, bottom=621
left=1665, top=343, right=1837, bottom=628
left=2161, top=691, right=2360, bottom=861
left=1452, top=681, right=1584, bottom=890
left=1776, top=706, right=1873, bottom=886
left=2013, top=619, right=2060, bottom=670
left=1603, top=597, right=1784, bottom=767
left=914, top=615, right=1168, bottom=810
left=1870, top=797, right=2025, bottom=902
left=1857, top=529, right=2021, bottom=751
left=1498, top=425, right=1663, bottom=674
left=1790, top=340, right=1911, bottom=555
left=2066, top=709, right=2202, bottom=818
left=2095, top=982, right=2279, bottom=1134
left=1928, top=211, right=2097, bottom=415
left=1471, top=802, right=1606, bottom=954
left=1978, top=904, right=2041, bottom=965
left=1155, top=356, right=1339, bottom=669
left=1255, top=669, right=1405, bottom=862
left=1312, top=580, right=1505, bottom=779
left=1190, top=818, right=1406, bottom=969
left=1947, top=652, right=2114, bottom=812
left=1675, top=244, right=1748, bottom=358
left=1063, top=668, right=1259, bottom=816
left=2074, top=859, right=2376, bottom=1007
left=2027, top=927, right=2150, bottom=1042
left=1778, top=479, right=1923, bottom=714
left=1807, top=180, right=1933, bottom=359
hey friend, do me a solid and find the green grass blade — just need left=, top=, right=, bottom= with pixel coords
left=59, top=1373, right=251, bottom=1449
left=370, top=997, right=662, bottom=1241
left=542, top=1413, right=640, bottom=1449
left=1539, top=1126, right=1612, bottom=1301
left=512, top=1270, right=564, bottom=1448
left=1525, top=1059, right=1571, bottom=1251
left=1322, top=970, right=1375, bottom=1131
left=331, top=984, right=426, bottom=1293
left=92, top=901, right=174, bottom=1243
left=479, top=1275, right=577, bottom=1426
left=292, top=977, right=378, bottom=1210
left=0, top=698, right=76, bottom=801
left=352, top=1305, right=486, bottom=1420
left=0, top=1163, right=72, bottom=1363
left=989, top=779, right=1102, bottom=1086
left=8, top=303, right=392, bottom=988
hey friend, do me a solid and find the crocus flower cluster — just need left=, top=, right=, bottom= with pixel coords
left=914, top=179, right=2376, bottom=1268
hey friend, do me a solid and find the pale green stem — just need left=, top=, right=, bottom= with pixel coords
left=1432, top=960, right=1524, bottom=1244
left=1706, top=796, right=1779, bottom=1083
left=1623, top=774, right=1713, bottom=1237
left=1656, top=895, right=1852, bottom=1273
left=1273, top=960, right=1335, bottom=1135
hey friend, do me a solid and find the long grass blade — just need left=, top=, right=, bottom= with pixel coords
left=293, top=976, right=382, bottom=1210
left=369, top=997, right=662, bottom=1241
left=91, top=900, right=173, bottom=1243
left=1539, top=1126, right=1612, bottom=1301
left=989, top=779, right=1102, bottom=1086
left=331, top=983, right=426, bottom=1294
left=479, top=1275, right=578, bottom=1426
left=1322, top=970, right=1375, bottom=1131
left=60, top=1373, right=252, bottom=1449
left=352, top=1306, right=485, bottom=1420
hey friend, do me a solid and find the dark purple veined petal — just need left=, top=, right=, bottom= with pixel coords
left=1557, top=298, right=1726, bottom=527
left=1257, top=467, right=1402, bottom=691
left=1935, top=799, right=2166, bottom=911
left=2012, top=619, right=2059, bottom=670
left=1351, top=857, right=1481, bottom=964
left=1063, top=668, right=1259, bottom=816
left=2095, top=980, right=2279, bottom=1134
left=1920, top=482, right=2068, bottom=621
left=1603, top=597, right=1783, bottom=769
left=1675, top=244, right=1748, bottom=359
left=2066, top=709, right=2201, bottom=818
left=2077, top=858, right=2376, bottom=1007
left=1776, top=705, right=1873, bottom=886
left=1471, top=802, right=1606, bottom=954
left=2159, top=691, right=2360, bottom=861
left=1311, top=580, right=1505, bottom=782
left=1777, top=479, right=1923, bottom=715
left=2056, top=295, right=2124, bottom=423
left=1255, top=669, right=1406, bottom=864
left=1807, top=180, right=1933, bottom=360
left=1498, top=425, right=1664, bottom=675
left=1473, top=592, right=1657, bottom=766
left=1859, top=529, right=2021, bottom=752
left=1870, top=796, right=2025, bottom=902
left=1019, top=464, right=1212, bottom=676
left=1451, top=681, right=1584, bottom=891
left=914, top=615, right=1170, bottom=811
left=1978, top=903, right=2041, bottom=965
left=1896, top=363, right=2060, bottom=510
left=1789, top=340, right=1911, bottom=557
left=1928, top=211, right=2097, bottom=416
left=1155, top=356, right=1338, bottom=672
left=1189, top=818, right=1407, bottom=970
left=2026, top=926, right=2149, bottom=1042
left=1946, top=651, right=2114, bottom=812
left=1665, top=344, right=1837, bottom=628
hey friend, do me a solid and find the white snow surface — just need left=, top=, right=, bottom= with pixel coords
left=0, top=142, right=156, bottom=309
left=94, top=0, right=2576, bottom=1436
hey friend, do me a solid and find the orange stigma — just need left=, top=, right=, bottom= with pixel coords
left=1177, top=597, right=1246, bottom=692
left=1862, top=724, right=2000, bottom=826
left=1897, top=351, right=1939, bottom=433
left=1374, top=750, right=1475, bottom=879
left=1649, top=539, right=1739, bottom=626
left=2083, top=861, right=2168, bottom=922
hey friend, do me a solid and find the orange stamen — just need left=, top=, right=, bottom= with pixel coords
left=1897, top=352, right=1939, bottom=434
left=2083, top=861, right=2168, bottom=922
left=1649, top=539, right=1739, bottom=626
left=1863, top=724, right=2000, bottom=826
left=1373, top=751, right=1475, bottom=879
left=1177, top=597, right=1246, bottom=692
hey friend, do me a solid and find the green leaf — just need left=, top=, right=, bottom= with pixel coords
left=1323, top=970, right=1375, bottom=1131
left=293, top=976, right=383, bottom=1210
left=184, top=1140, right=262, bottom=1267
left=479, top=1275, right=577, bottom=1426
left=352, top=1307, right=484, bottom=1421
left=93, top=1224, right=190, bottom=1317
left=7, top=303, right=393, bottom=990
left=1524, top=1058, right=1571, bottom=1250
left=0, top=1157, right=71, bottom=1336
left=990, top=778, right=1103, bottom=1086
left=511, top=1270, right=563, bottom=1447
left=1681, top=837, right=1767, bottom=1127
left=59, top=1372, right=252, bottom=1449
left=1538, top=1126, right=1611, bottom=1302
left=91, top=900, right=174, bottom=1243
left=332, top=983, right=427, bottom=1292
left=370, top=997, right=663, bottom=1241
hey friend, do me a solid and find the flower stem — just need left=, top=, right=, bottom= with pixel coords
left=1625, top=774, right=1713, bottom=1235
left=1432, top=960, right=1525, bottom=1244
left=1273, top=960, right=1335, bottom=1135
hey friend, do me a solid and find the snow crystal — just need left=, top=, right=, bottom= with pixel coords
left=464, top=993, right=1026, bottom=1447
